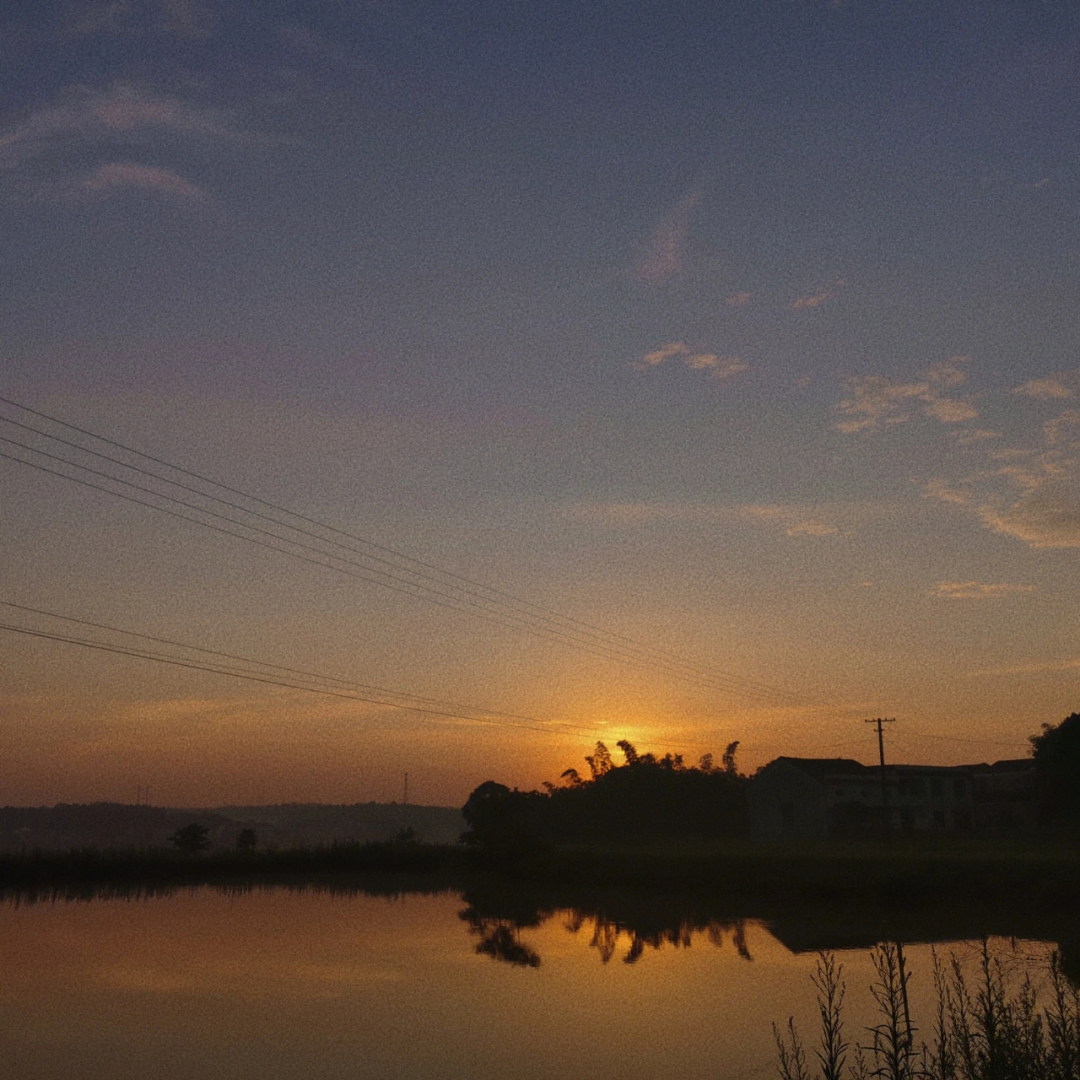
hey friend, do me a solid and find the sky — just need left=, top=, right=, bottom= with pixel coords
left=2, top=0, right=1078, bottom=808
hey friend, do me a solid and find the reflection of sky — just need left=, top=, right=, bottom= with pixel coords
left=4, top=890, right=793, bottom=1080
left=0, top=888, right=926, bottom=1079
left=2, top=2, right=1079, bottom=804
left=2, top=889, right=1055, bottom=1079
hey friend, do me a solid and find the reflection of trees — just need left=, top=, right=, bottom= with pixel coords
left=580, top=915, right=751, bottom=964
left=462, top=916, right=542, bottom=968
left=9, top=871, right=1079, bottom=988
left=459, top=882, right=755, bottom=967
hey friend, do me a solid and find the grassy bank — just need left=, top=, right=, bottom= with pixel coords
left=3, top=835, right=1078, bottom=905
left=0, top=841, right=484, bottom=901
left=513, top=836, right=1080, bottom=902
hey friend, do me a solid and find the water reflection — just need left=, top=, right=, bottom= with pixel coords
left=461, top=904, right=752, bottom=967
left=8, top=873, right=1078, bottom=982
left=2, top=880, right=1076, bottom=1080
left=450, top=879, right=1080, bottom=983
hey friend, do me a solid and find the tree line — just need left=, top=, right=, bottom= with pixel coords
left=463, top=709, right=1080, bottom=849
left=462, top=739, right=749, bottom=848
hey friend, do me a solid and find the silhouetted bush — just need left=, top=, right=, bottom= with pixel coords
left=461, top=740, right=748, bottom=848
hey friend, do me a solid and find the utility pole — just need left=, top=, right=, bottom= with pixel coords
left=403, top=772, right=409, bottom=807
left=865, top=717, right=897, bottom=829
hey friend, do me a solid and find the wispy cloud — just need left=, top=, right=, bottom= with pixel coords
left=635, top=189, right=701, bottom=284
left=636, top=342, right=747, bottom=381
left=0, top=83, right=257, bottom=202
left=735, top=504, right=838, bottom=536
left=925, top=399, right=1080, bottom=548
left=952, top=428, right=1001, bottom=445
left=835, top=356, right=977, bottom=433
left=84, top=161, right=202, bottom=198
left=63, top=0, right=216, bottom=40
left=1015, top=377, right=1074, bottom=400
left=562, top=500, right=863, bottom=537
left=791, top=281, right=843, bottom=310
left=1043, top=408, right=1080, bottom=447
left=640, top=342, right=691, bottom=367
left=976, top=485, right=1080, bottom=548
left=1, top=85, right=241, bottom=160
left=63, top=1, right=136, bottom=37
left=725, top=291, right=751, bottom=307
left=930, top=581, right=1036, bottom=600
left=159, top=0, right=217, bottom=39
left=925, top=479, right=971, bottom=506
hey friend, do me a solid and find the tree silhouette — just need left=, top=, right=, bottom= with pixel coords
left=169, top=822, right=210, bottom=853
left=722, top=740, right=740, bottom=775
left=1030, top=711, right=1080, bottom=830
left=584, top=741, right=614, bottom=779
left=461, top=780, right=549, bottom=848
left=236, top=827, right=257, bottom=851
left=462, top=739, right=748, bottom=848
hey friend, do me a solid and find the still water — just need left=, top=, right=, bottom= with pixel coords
left=0, top=885, right=1063, bottom=1080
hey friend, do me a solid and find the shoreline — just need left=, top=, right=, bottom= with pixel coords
left=4, top=836, right=1079, bottom=902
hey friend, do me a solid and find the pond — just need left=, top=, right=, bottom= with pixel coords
left=1, top=884, right=1072, bottom=1080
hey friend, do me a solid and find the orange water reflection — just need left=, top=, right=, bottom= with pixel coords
left=0, top=887, right=1060, bottom=1080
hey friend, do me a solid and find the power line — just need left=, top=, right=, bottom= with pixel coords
left=0, top=395, right=809, bottom=703
left=0, top=600, right=585, bottom=730
left=0, top=603, right=758, bottom=756
left=2, top=395, right=779, bottom=678
left=1, top=436, right=794, bottom=705
left=890, top=728, right=1030, bottom=750
left=0, top=396, right=816, bottom=708
left=5, top=411, right=725, bottom=674
left=0, top=616, right=603, bottom=737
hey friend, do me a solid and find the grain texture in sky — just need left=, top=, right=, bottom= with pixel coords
left=2, top=0, right=1077, bottom=806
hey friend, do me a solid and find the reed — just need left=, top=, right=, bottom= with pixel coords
left=775, top=940, right=1080, bottom=1080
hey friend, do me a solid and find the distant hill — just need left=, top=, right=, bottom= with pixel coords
left=212, top=802, right=466, bottom=847
left=0, top=802, right=465, bottom=852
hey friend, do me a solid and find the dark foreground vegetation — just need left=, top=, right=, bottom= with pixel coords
left=4, top=834, right=1080, bottom=912
left=776, top=942, right=1080, bottom=1080
left=0, top=840, right=477, bottom=901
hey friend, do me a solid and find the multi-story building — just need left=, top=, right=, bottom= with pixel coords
left=749, top=756, right=1034, bottom=841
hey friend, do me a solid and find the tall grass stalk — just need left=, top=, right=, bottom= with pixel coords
left=774, top=941, right=1080, bottom=1080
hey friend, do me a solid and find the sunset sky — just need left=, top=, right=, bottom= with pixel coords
left=2, top=0, right=1078, bottom=807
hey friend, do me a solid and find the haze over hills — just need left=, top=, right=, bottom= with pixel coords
left=0, top=802, right=466, bottom=853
